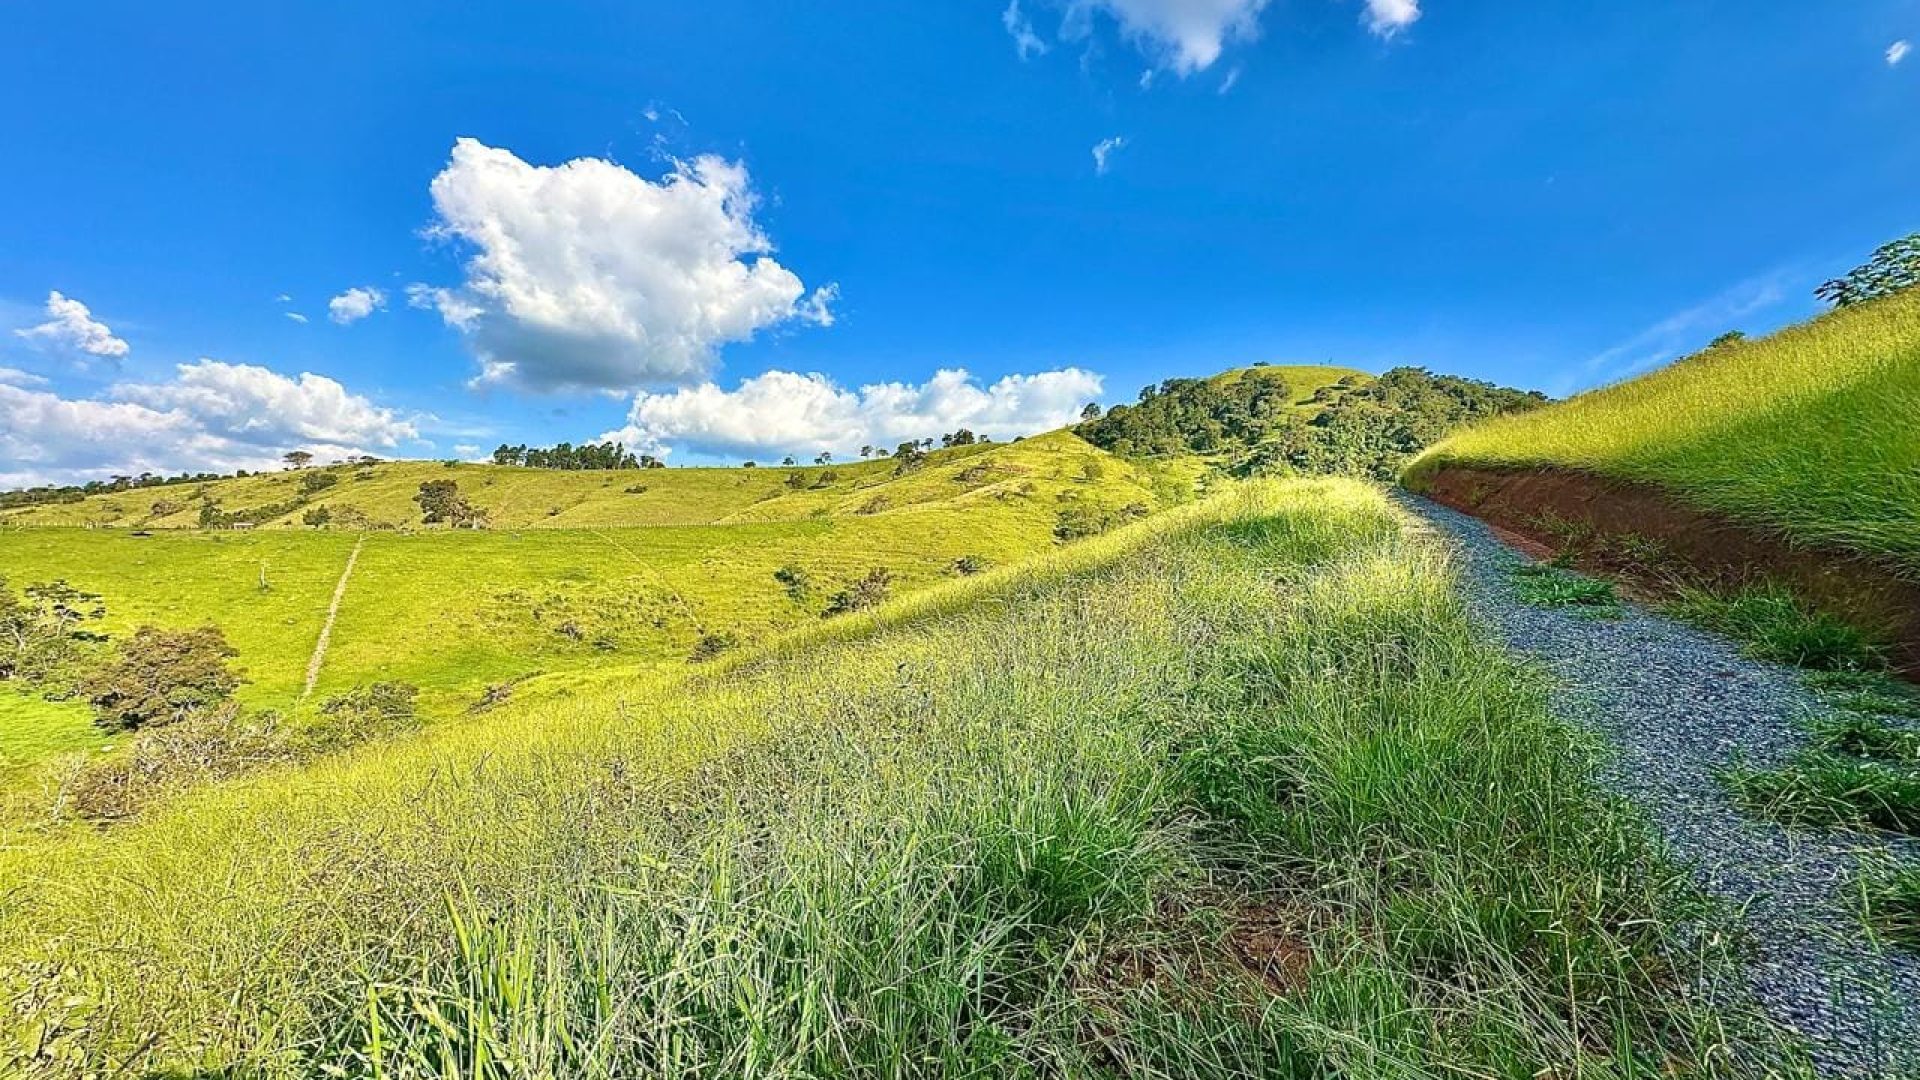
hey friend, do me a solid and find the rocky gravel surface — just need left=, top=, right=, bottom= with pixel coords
left=1403, top=493, right=1920, bottom=1078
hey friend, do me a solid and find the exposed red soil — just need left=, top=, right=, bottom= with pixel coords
left=1415, top=466, right=1920, bottom=680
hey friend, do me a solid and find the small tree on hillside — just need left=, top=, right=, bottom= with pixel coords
left=282, top=450, right=314, bottom=470
left=1816, top=233, right=1920, bottom=307
left=0, top=578, right=106, bottom=683
left=415, top=479, right=486, bottom=527
left=83, top=625, right=242, bottom=731
left=1080, top=402, right=1103, bottom=422
left=892, top=441, right=928, bottom=474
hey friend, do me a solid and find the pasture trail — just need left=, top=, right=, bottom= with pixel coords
left=302, top=534, right=365, bottom=700
left=1402, top=493, right=1920, bottom=1079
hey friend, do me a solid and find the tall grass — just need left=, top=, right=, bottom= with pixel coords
left=1405, top=289, right=1920, bottom=574
left=1, top=480, right=1804, bottom=1077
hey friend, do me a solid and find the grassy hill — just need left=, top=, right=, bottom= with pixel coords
left=0, top=478, right=1800, bottom=1077
left=0, top=432, right=1195, bottom=772
left=1405, top=290, right=1920, bottom=574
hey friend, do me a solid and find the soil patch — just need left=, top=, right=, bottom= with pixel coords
left=1414, top=466, right=1920, bottom=679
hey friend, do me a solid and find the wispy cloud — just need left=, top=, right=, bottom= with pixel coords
left=1092, top=135, right=1127, bottom=175
left=1889, top=40, right=1912, bottom=66
left=1003, top=0, right=1049, bottom=59
left=1569, top=272, right=1794, bottom=393
left=285, top=312, right=310, bottom=324
left=1217, top=65, right=1242, bottom=94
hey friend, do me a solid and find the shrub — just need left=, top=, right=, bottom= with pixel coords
left=951, top=554, right=990, bottom=576
left=60, top=705, right=286, bottom=821
left=856, top=495, right=893, bottom=515
left=773, top=565, right=812, bottom=602
left=0, top=578, right=107, bottom=685
left=823, top=568, right=893, bottom=616
left=302, top=506, right=333, bottom=527
left=299, top=472, right=340, bottom=496
left=83, top=625, right=243, bottom=732
left=690, top=632, right=739, bottom=662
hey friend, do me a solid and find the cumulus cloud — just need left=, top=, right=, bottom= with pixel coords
left=14, top=291, right=130, bottom=359
left=1363, top=0, right=1420, bottom=38
left=1092, top=135, right=1128, bottom=174
left=0, top=361, right=418, bottom=488
left=1065, top=0, right=1270, bottom=74
left=1890, top=40, right=1912, bottom=66
left=413, top=138, right=835, bottom=393
left=0, top=367, right=50, bottom=388
left=328, top=286, right=387, bottom=324
left=1004, top=0, right=1050, bottom=58
left=601, top=367, right=1103, bottom=460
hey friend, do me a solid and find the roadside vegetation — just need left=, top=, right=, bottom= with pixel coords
left=0, top=480, right=1805, bottom=1077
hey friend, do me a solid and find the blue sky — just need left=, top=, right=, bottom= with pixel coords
left=1, top=1, right=1915, bottom=484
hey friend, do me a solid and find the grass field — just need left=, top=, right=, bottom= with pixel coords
left=0, top=479, right=1804, bottom=1077
left=0, top=432, right=1193, bottom=773
left=1403, top=289, right=1920, bottom=574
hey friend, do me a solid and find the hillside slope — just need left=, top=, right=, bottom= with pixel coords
left=0, top=431, right=1166, bottom=531
left=1405, top=290, right=1920, bottom=574
left=1, top=480, right=1802, bottom=1077
left=0, top=433, right=1190, bottom=770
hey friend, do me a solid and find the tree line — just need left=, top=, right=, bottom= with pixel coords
left=1076, top=366, right=1549, bottom=480
left=489, top=442, right=664, bottom=470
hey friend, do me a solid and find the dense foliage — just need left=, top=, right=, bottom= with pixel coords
left=1817, top=232, right=1920, bottom=307
left=1078, top=366, right=1547, bottom=480
left=82, top=625, right=242, bottom=732
left=490, top=441, right=664, bottom=470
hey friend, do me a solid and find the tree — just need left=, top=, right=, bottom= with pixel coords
left=782, top=456, right=798, bottom=466
left=814, top=451, right=833, bottom=465
left=1707, top=331, right=1746, bottom=350
left=415, top=479, right=487, bottom=527
left=941, top=429, right=977, bottom=448
left=282, top=450, right=314, bottom=470
left=823, top=568, right=894, bottom=616
left=859, top=445, right=875, bottom=459
left=1816, top=233, right=1920, bottom=307
left=892, top=441, right=928, bottom=474
left=0, top=578, right=106, bottom=683
left=1080, top=402, right=1103, bottom=422
left=83, top=625, right=242, bottom=731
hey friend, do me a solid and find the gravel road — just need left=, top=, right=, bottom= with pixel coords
left=1401, top=493, right=1920, bottom=1078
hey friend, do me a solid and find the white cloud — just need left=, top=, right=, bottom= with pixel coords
left=1217, top=65, right=1242, bottom=93
left=285, top=312, right=310, bottom=324
left=1065, top=0, right=1270, bottom=74
left=0, top=361, right=418, bottom=488
left=414, top=138, right=834, bottom=394
left=1092, top=135, right=1128, bottom=174
left=602, top=367, right=1103, bottom=460
left=328, top=286, right=387, bottom=325
left=1363, top=0, right=1420, bottom=38
left=1890, top=40, right=1912, bottom=66
left=14, top=291, right=130, bottom=360
left=0, top=367, right=50, bottom=388
left=1004, top=0, right=1050, bottom=59
left=1571, top=272, right=1790, bottom=393
left=275, top=293, right=294, bottom=304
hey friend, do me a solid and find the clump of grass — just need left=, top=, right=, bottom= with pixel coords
left=1857, top=865, right=1920, bottom=948
left=1508, top=562, right=1620, bottom=613
left=1726, top=753, right=1920, bottom=836
left=1810, top=714, right=1920, bottom=765
left=1668, top=584, right=1882, bottom=670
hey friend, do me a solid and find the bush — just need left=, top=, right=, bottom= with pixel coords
left=302, top=506, right=333, bottom=527
left=83, top=625, right=243, bottom=732
left=823, top=568, right=893, bottom=616
left=951, top=554, right=990, bottom=576
left=299, top=472, right=340, bottom=496
left=60, top=705, right=288, bottom=821
left=1054, top=502, right=1150, bottom=543
left=689, top=632, right=739, bottom=662
left=773, top=565, right=812, bottom=602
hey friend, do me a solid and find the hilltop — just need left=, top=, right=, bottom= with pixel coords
left=1078, top=362, right=1547, bottom=478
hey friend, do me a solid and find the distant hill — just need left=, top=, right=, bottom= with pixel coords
left=1077, top=363, right=1547, bottom=479
left=0, top=430, right=1188, bottom=532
